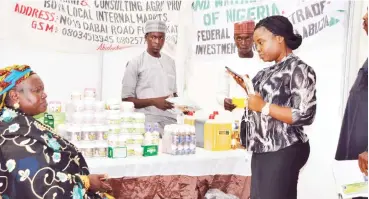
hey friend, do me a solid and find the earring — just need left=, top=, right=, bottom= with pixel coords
left=13, top=102, right=20, bottom=109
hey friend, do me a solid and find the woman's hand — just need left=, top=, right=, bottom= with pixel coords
left=88, top=174, right=112, bottom=193
left=247, top=93, right=266, bottom=112
left=227, top=71, right=248, bottom=92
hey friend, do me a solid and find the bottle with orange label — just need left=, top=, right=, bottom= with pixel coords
left=204, top=113, right=232, bottom=151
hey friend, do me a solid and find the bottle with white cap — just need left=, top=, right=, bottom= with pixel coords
left=152, top=123, right=160, bottom=145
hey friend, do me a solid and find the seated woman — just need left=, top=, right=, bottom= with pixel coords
left=0, top=65, right=112, bottom=199
left=230, top=16, right=317, bottom=199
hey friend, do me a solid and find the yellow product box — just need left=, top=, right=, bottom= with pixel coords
left=232, top=97, right=246, bottom=108
left=204, top=120, right=232, bottom=151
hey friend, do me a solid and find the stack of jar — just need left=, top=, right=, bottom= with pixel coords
left=106, top=101, right=146, bottom=158
left=162, top=124, right=196, bottom=155
left=64, top=89, right=109, bottom=159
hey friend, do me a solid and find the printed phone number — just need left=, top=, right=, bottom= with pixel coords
left=61, top=28, right=146, bottom=44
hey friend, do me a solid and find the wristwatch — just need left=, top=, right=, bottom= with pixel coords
left=261, top=103, right=270, bottom=115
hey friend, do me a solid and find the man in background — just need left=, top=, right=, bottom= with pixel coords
left=216, top=20, right=266, bottom=148
left=335, top=9, right=368, bottom=196
left=121, top=20, right=177, bottom=136
left=216, top=20, right=265, bottom=112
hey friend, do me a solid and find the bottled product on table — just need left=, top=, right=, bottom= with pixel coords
left=93, top=142, right=108, bottom=158
left=94, top=112, right=106, bottom=125
left=204, top=113, right=232, bottom=151
left=132, top=134, right=144, bottom=145
left=72, top=112, right=84, bottom=125
left=106, top=99, right=120, bottom=110
left=133, top=112, right=145, bottom=124
left=84, top=88, right=96, bottom=100
left=83, top=112, right=94, bottom=125
left=66, top=126, right=81, bottom=144
left=152, top=123, right=160, bottom=145
left=190, top=126, right=196, bottom=154
left=120, top=101, right=135, bottom=112
left=81, top=126, right=96, bottom=142
left=108, top=124, right=120, bottom=134
left=162, top=124, right=196, bottom=155
left=118, top=133, right=129, bottom=146
left=107, top=112, right=121, bottom=125
left=83, top=100, right=95, bottom=112
left=184, top=111, right=195, bottom=126
left=78, top=142, right=94, bottom=158
left=95, top=125, right=108, bottom=141
left=95, top=101, right=105, bottom=112
left=71, top=91, right=82, bottom=101
left=135, top=123, right=145, bottom=134
left=143, top=125, right=153, bottom=146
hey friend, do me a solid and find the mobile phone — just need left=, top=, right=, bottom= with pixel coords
left=225, top=66, right=243, bottom=80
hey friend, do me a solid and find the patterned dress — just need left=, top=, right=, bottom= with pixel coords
left=241, top=54, right=317, bottom=153
left=0, top=108, right=102, bottom=199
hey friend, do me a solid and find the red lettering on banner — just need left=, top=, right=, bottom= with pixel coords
left=96, top=43, right=130, bottom=51
left=31, top=21, right=54, bottom=33
left=14, top=3, right=55, bottom=22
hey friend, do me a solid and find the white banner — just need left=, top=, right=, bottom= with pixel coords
left=191, top=0, right=347, bottom=59
left=0, top=0, right=182, bottom=53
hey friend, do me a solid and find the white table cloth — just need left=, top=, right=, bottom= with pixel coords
left=332, top=160, right=368, bottom=199
left=86, top=148, right=252, bottom=178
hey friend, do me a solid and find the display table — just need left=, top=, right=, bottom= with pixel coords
left=86, top=148, right=252, bottom=199
left=332, top=160, right=368, bottom=199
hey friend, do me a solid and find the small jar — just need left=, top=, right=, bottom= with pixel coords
left=83, top=112, right=94, bottom=125
left=118, top=133, right=129, bottom=147
left=132, top=134, right=144, bottom=145
left=95, top=125, right=108, bottom=141
left=106, top=99, right=120, bottom=110
left=133, top=112, right=145, bottom=124
left=67, top=126, right=81, bottom=143
left=120, top=112, right=132, bottom=124
left=71, top=91, right=82, bottom=101
left=93, top=142, right=108, bottom=158
left=72, top=100, right=84, bottom=112
left=84, top=88, right=96, bottom=99
left=81, top=126, right=96, bottom=141
left=72, top=112, right=84, bottom=125
left=120, top=101, right=134, bottom=112
left=80, top=143, right=94, bottom=158
left=107, top=112, right=121, bottom=125
left=48, top=101, right=62, bottom=113
left=126, top=135, right=134, bottom=145
left=94, top=112, right=106, bottom=125
left=108, top=133, right=118, bottom=147
left=95, top=101, right=105, bottom=112
left=83, top=100, right=95, bottom=112
left=126, top=123, right=135, bottom=134
left=135, top=146, right=143, bottom=156
left=108, top=125, right=120, bottom=134
left=135, top=123, right=145, bottom=134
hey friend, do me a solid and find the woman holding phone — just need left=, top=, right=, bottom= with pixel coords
left=230, top=15, right=317, bottom=199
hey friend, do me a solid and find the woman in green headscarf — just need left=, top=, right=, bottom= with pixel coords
left=0, top=65, right=112, bottom=199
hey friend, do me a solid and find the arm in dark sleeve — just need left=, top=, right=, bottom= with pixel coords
left=290, top=63, right=317, bottom=126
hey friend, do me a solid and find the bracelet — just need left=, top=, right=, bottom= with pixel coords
left=78, top=175, right=91, bottom=190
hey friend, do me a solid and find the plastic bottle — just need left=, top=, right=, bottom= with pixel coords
left=171, top=125, right=180, bottom=155
left=190, top=126, right=196, bottom=154
left=144, top=125, right=153, bottom=146
left=152, top=123, right=160, bottom=145
left=184, top=125, right=191, bottom=154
